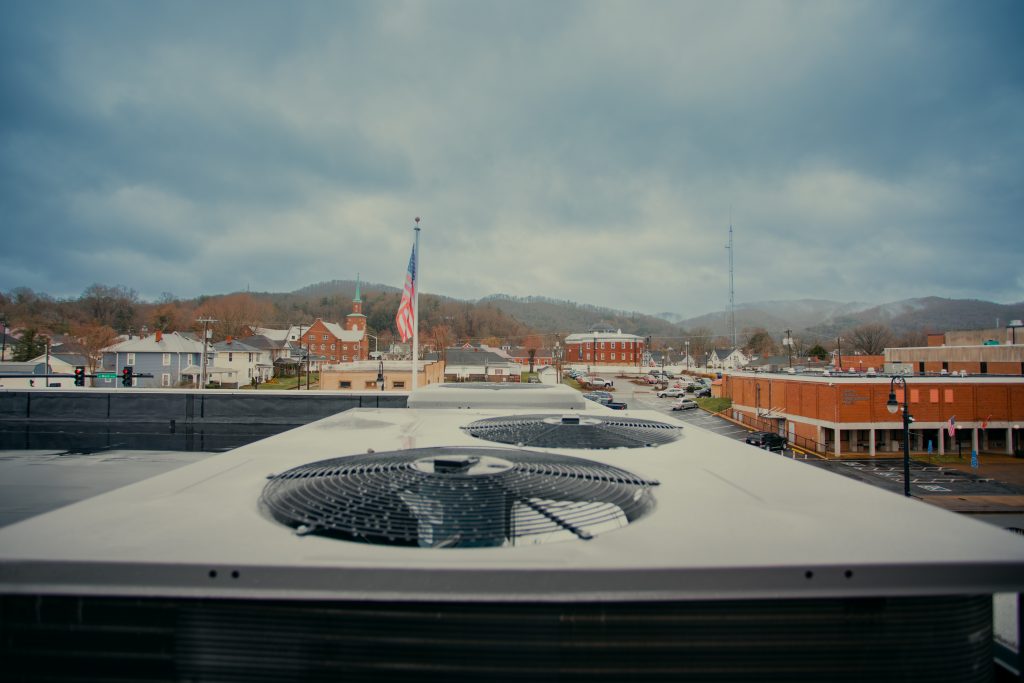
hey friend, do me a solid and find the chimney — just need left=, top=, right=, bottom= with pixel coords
left=156, top=330, right=163, bottom=343
left=227, top=336, right=233, bottom=345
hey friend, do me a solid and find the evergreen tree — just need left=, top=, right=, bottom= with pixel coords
left=12, top=328, right=49, bottom=361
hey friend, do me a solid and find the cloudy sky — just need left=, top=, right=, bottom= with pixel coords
left=2, top=1, right=1021, bottom=318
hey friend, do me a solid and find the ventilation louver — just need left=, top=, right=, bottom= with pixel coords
left=261, top=447, right=658, bottom=548
left=462, top=414, right=682, bottom=449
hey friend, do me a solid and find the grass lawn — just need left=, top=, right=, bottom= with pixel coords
left=261, top=374, right=320, bottom=390
left=696, top=397, right=732, bottom=413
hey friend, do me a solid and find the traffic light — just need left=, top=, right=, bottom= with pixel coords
left=121, top=366, right=134, bottom=387
left=74, top=366, right=85, bottom=387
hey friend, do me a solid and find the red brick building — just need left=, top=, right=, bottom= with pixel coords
left=564, top=331, right=646, bottom=367
left=300, top=284, right=369, bottom=366
left=723, top=371, right=1024, bottom=458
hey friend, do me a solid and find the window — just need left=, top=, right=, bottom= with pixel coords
left=910, top=389, right=920, bottom=403
left=228, top=353, right=233, bottom=362
left=918, top=362, right=925, bottom=373
left=127, top=353, right=135, bottom=366
left=161, top=373, right=171, bottom=387
left=980, top=362, right=988, bottom=374
left=343, top=355, right=348, bottom=361
left=930, top=389, right=939, bottom=403
left=331, top=344, right=336, bottom=350
left=364, top=380, right=377, bottom=389
left=393, top=381, right=405, bottom=388
left=308, top=334, right=314, bottom=341
left=611, top=353, right=616, bottom=360
left=248, top=353, right=253, bottom=362
left=944, top=389, right=953, bottom=402
left=340, top=381, right=351, bottom=389
left=942, top=362, right=949, bottom=372
left=330, top=355, right=336, bottom=361
left=323, top=334, right=328, bottom=341
left=162, top=353, right=171, bottom=366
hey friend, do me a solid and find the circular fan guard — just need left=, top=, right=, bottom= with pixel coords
left=260, top=447, right=658, bottom=548
left=462, top=414, right=681, bottom=449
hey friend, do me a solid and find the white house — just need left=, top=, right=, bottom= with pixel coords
left=708, top=348, right=749, bottom=370
left=210, top=338, right=272, bottom=386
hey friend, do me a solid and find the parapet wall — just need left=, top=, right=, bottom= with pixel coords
left=0, top=389, right=408, bottom=425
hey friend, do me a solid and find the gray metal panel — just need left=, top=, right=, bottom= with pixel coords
left=17, top=393, right=109, bottom=420
left=199, top=393, right=362, bottom=424
left=108, top=393, right=188, bottom=422
left=0, top=393, right=29, bottom=419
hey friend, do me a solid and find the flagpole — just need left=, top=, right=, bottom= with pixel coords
left=412, top=217, right=421, bottom=391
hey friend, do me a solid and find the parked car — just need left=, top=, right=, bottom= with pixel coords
left=695, top=387, right=712, bottom=398
left=590, top=377, right=614, bottom=388
left=643, top=375, right=659, bottom=384
left=582, top=392, right=612, bottom=405
left=671, top=398, right=698, bottom=411
left=657, top=387, right=687, bottom=398
left=744, top=432, right=787, bottom=452
left=606, top=401, right=628, bottom=410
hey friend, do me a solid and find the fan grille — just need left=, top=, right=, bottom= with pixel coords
left=462, top=414, right=681, bottom=449
left=261, top=447, right=658, bottom=548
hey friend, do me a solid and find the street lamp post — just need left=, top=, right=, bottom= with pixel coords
left=886, top=376, right=913, bottom=497
left=376, top=359, right=385, bottom=392
left=685, top=340, right=690, bottom=371
left=592, top=332, right=598, bottom=374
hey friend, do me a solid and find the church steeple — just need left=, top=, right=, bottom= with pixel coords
left=346, top=273, right=366, bottom=330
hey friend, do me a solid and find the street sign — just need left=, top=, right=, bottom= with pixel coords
left=96, top=372, right=116, bottom=379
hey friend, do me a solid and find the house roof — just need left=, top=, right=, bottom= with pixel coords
left=426, top=349, right=518, bottom=367
left=212, top=340, right=262, bottom=353
left=240, top=335, right=285, bottom=351
left=103, top=332, right=204, bottom=354
left=0, top=361, right=48, bottom=374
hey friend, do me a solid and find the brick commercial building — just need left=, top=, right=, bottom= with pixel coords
left=564, top=330, right=646, bottom=368
left=723, top=371, right=1024, bottom=458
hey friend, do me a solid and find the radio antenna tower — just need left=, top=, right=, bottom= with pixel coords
left=726, top=210, right=736, bottom=349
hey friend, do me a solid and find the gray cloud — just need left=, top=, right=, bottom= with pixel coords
left=2, top=0, right=1021, bottom=318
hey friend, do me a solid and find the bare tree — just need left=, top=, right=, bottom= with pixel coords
left=71, top=323, right=119, bottom=378
left=194, top=293, right=274, bottom=341
left=849, top=323, right=894, bottom=355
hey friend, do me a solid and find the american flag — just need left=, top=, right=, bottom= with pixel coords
left=395, top=243, right=417, bottom=342
left=946, top=415, right=956, bottom=437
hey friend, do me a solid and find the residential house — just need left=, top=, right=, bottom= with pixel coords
left=0, top=361, right=50, bottom=389
left=100, top=331, right=208, bottom=388
left=507, top=347, right=554, bottom=370
left=209, top=338, right=272, bottom=387
left=707, top=348, right=749, bottom=370
left=427, top=348, right=521, bottom=382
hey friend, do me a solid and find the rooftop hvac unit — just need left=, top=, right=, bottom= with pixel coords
left=1, top=392, right=1022, bottom=681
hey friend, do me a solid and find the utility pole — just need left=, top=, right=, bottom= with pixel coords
left=196, top=317, right=217, bottom=389
left=0, top=316, right=7, bottom=361
left=784, top=329, right=793, bottom=369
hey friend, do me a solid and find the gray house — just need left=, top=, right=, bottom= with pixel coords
left=100, top=332, right=208, bottom=388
